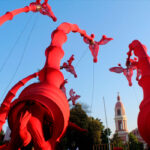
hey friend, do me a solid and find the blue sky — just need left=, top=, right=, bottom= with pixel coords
left=0, top=0, right=150, bottom=135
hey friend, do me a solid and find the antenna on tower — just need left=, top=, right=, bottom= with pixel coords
left=117, top=92, right=120, bottom=101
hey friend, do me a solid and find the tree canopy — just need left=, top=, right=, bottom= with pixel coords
left=60, top=103, right=111, bottom=150
left=128, top=133, right=144, bottom=150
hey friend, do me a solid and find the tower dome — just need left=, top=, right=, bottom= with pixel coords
left=114, top=93, right=128, bottom=142
left=115, top=94, right=126, bottom=116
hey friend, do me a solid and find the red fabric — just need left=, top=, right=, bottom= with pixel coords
left=109, top=67, right=124, bottom=73
left=60, top=79, right=68, bottom=95
left=123, top=68, right=133, bottom=86
left=68, top=89, right=80, bottom=105
left=98, top=35, right=113, bottom=45
left=68, top=122, right=88, bottom=132
left=61, top=55, right=77, bottom=78
left=0, top=5, right=37, bottom=26
left=84, top=35, right=113, bottom=62
left=0, top=22, right=112, bottom=149
left=0, top=73, right=38, bottom=131
left=113, top=147, right=123, bottom=150
left=127, top=40, right=150, bottom=145
left=110, top=40, right=150, bottom=145
left=110, top=65, right=136, bottom=86
left=0, top=144, right=8, bottom=150
left=40, top=3, right=57, bottom=22
left=0, top=0, right=57, bottom=26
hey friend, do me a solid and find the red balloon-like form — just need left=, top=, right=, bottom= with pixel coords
left=0, top=0, right=57, bottom=26
left=0, top=22, right=113, bottom=150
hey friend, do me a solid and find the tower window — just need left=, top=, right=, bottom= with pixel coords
left=118, top=121, right=123, bottom=130
left=117, top=109, right=121, bottom=115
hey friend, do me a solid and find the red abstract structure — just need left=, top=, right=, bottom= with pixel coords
left=0, top=0, right=56, bottom=26
left=60, top=55, right=77, bottom=78
left=60, top=79, right=68, bottom=95
left=84, top=35, right=113, bottom=62
left=0, top=13, right=113, bottom=149
left=68, top=89, right=80, bottom=105
left=110, top=63, right=136, bottom=86
left=110, top=40, right=150, bottom=146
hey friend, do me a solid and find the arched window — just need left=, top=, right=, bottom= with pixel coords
left=118, top=121, right=123, bottom=130
left=117, top=109, right=121, bottom=115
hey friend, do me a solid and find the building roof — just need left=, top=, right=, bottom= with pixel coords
left=115, top=94, right=126, bottom=115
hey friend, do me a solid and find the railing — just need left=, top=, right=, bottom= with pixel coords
left=93, top=144, right=130, bottom=150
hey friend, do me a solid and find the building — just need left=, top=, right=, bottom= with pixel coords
left=114, top=93, right=128, bottom=142
left=114, top=93, right=148, bottom=148
left=131, top=128, right=148, bottom=149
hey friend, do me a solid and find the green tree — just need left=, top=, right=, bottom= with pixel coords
left=128, top=133, right=144, bottom=150
left=101, top=128, right=111, bottom=144
left=70, top=104, right=89, bottom=129
left=0, top=130, right=4, bottom=145
left=88, top=117, right=104, bottom=145
left=111, top=133, right=123, bottom=147
left=60, top=103, right=106, bottom=150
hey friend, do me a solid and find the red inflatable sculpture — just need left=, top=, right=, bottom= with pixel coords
left=110, top=62, right=137, bottom=86
left=60, top=55, right=77, bottom=78
left=110, top=40, right=150, bottom=146
left=0, top=0, right=57, bottom=26
left=68, top=89, right=80, bottom=105
left=84, top=35, right=113, bottom=62
left=0, top=18, right=113, bottom=149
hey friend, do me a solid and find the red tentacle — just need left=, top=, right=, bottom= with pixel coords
left=39, top=23, right=95, bottom=87
left=0, top=1, right=57, bottom=26
left=0, top=5, right=37, bottom=26
left=0, top=73, right=38, bottom=131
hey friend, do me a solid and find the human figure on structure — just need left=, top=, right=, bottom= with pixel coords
left=60, top=55, right=77, bottom=78
left=30, top=0, right=57, bottom=21
left=68, top=89, right=80, bottom=105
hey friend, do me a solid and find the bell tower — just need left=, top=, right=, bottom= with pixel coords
left=114, top=93, right=128, bottom=142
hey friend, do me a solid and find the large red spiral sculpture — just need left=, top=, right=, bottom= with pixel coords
left=0, top=5, right=113, bottom=148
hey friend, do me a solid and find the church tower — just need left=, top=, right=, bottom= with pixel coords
left=114, top=93, right=128, bottom=142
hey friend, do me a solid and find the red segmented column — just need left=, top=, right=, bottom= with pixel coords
left=36, top=22, right=95, bottom=142
left=0, top=5, right=37, bottom=26
left=39, top=22, right=94, bottom=87
left=0, top=0, right=57, bottom=26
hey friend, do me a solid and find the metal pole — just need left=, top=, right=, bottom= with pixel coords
left=103, top=97, right=111, bottom=150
